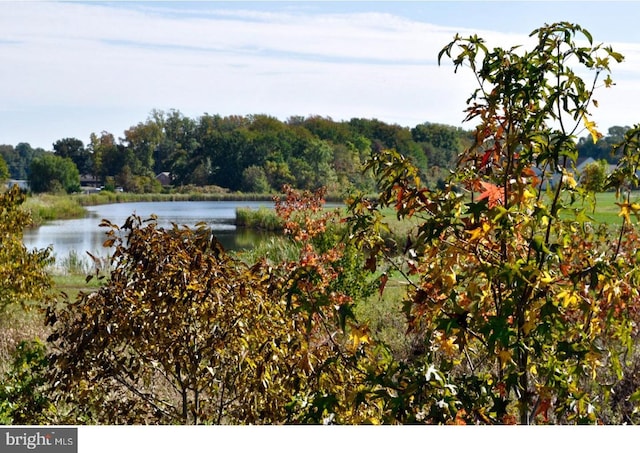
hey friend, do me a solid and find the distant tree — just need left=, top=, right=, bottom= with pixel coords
left=88, top=132, right=118, bottom=179
left=161, top=112, right=199, bottom=185
left=299, top=115, right=353, bottom=144
left=241, top=165, right=271, bottom=193
left=115, top=165, right=135, bottom=192
left=0, top=143, right=45, bottom=180
left=97, top=139, right=133, bottom=181
left=577, top=126, right=632, bottom=163
left=264, top=160, right=295, bottom=190
left=122, top=117, right=163, bottom=176
left=411, top=122, right=468, bottom=167
left=29, top=154, right=80, bottom=193
left=580, top=159, right=609, bottom=192
left=53, top=138, right=92, bottom=175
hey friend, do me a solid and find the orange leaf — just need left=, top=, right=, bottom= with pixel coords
left=476, top=181, right=504, bottom=208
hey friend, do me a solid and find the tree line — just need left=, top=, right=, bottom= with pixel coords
left=1, top=112, right=628, bottom=195
left=0, top=114, right=470, bottom=195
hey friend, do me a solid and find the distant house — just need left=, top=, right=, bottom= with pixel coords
left=156, top=172, right=171, bottom=186
left=534, top=157, right=609, bottom=189
left=575, top=157, right=595, bottom=173
left=80, top=174, right=101, bottom=188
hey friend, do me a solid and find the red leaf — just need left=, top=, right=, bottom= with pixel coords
left=480, top=149, right=493, bottom=169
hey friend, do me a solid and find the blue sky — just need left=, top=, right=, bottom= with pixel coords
left=1, top=1, right=640, bottom=150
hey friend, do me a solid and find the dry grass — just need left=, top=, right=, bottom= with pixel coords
left=0, top=306, right=50, bottom=374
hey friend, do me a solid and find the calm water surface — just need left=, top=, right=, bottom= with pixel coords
left=23, top=200, right=276, bottom=264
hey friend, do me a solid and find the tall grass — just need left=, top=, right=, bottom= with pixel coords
left=73, top=191, right=275, bottom=206
left=235, top=207, right=283, bottom=231
left=0, top=306, right=48, bottom=375
left=354, top=278, right=416, bottom=360
left=23, top=194, right=86, bottom=226
left=234, top=236, right=301, bottom=265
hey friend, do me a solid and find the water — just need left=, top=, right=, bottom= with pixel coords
left=23, top=200, right=276, bottom=266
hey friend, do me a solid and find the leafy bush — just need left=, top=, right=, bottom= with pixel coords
left=347, top=22, right=640, bottom=424
left=0, top=340, right=54, bottom=424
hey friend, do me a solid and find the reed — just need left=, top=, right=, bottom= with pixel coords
left=73, top=191, right=275, bottom=206
left=234, top=236, right=301, bottom=265
left=23, top=194, right=86, bottom=226
left=235, top=207, right=283, bottom=231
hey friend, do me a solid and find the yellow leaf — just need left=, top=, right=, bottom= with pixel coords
left=442, top=269, right=457, bottom=287
left=582, top=113, right=603, bottom=144
left=467, top=222, right=490, bottom=241
left=467, top=226, right=483, bottom=241
left=441, top=336, right=458, bottom=357
left=616, top=202, right=631, bottom=223
left=585, top=351, right=602, bottom=380
left=349, top=324, right=370, bottom=349
left=562, top=171, right=578, bottom=189
left=539, top=270, right=554, bottom=285
left=498, top=349, right=513, bottom=369
left=523, top=318, right=536, bottom=335
left=558, top=290, right=578, bottom=308
left=522, top=188, right=535, bottom=202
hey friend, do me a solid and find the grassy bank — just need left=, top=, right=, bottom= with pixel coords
left=235, top=207, right=283, bottom=231
left=23, top=194, right=87, bottom=226
left=73, top=190, right=276, bottom=207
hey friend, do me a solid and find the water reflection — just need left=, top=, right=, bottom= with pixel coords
left=23, top=200, right=277, bottom=266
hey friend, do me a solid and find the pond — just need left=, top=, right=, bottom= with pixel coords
left=23, top=200, right=277, bottom=268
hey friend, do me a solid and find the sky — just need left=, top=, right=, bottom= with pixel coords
left=2, top=0, right=640, bottom=150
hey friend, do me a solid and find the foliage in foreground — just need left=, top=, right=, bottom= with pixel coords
left=0, top=186, right=55, bottom=424
left=0, top=340, right=53, bottom=425
left=45, top=186, right=389, bottom=424
left=347, top=22, right=640, bottom=424
left=0, top=185, right=53, bottom=312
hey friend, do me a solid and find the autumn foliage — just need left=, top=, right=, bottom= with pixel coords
left=0, top=185, right=53, bottom=312
left=347, top=22, right=640, bottom=424
left=43, top=184, right=385, bottom=424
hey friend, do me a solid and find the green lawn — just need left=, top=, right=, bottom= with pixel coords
left=589, top=191, right=640, bottom=225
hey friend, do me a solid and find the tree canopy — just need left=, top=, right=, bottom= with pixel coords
left=28, top=154, right=80, bottom=194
